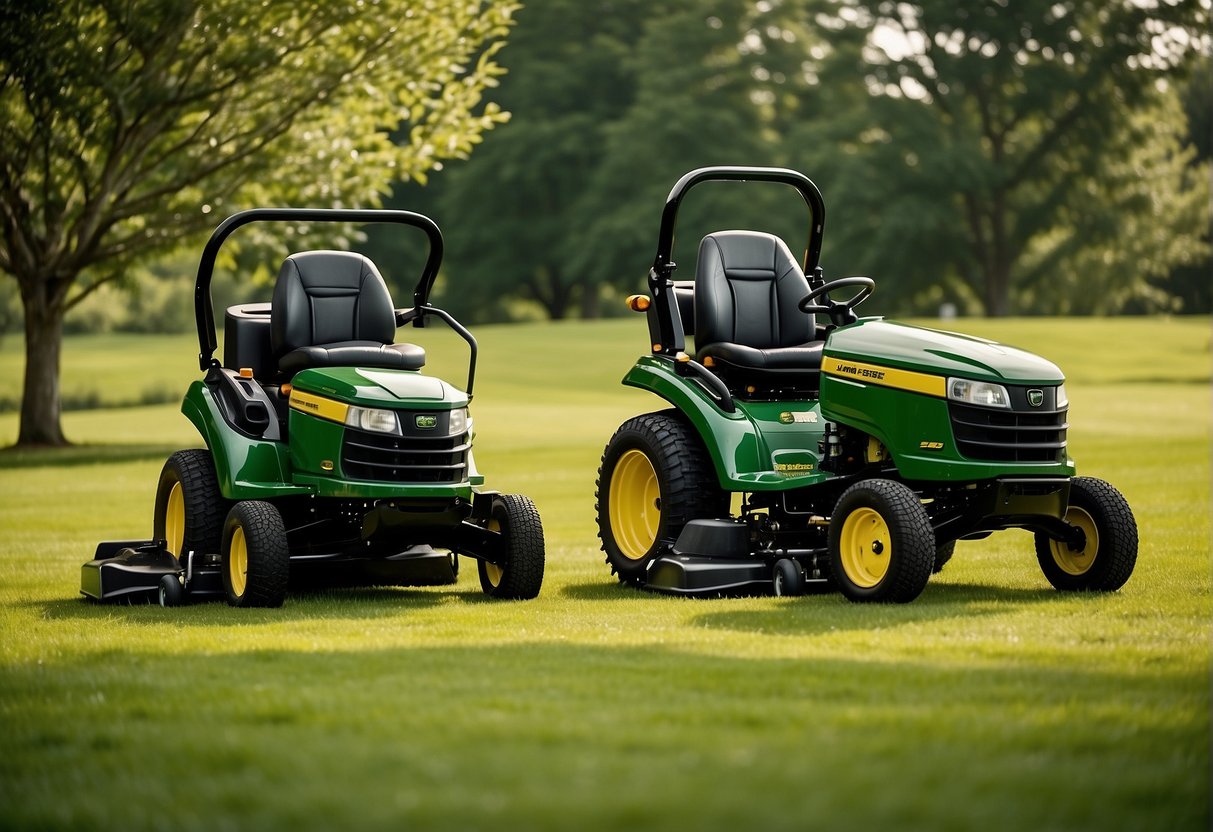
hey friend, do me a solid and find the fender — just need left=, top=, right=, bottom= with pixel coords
left=181, top=381, right=311, bottom=500
left=622, top=355, right=829, bottom=491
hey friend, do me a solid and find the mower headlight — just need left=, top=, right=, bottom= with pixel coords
left=448, top=407, right=468, bottom=436
left=345, top=406, right=399, bottom=434
left=1056, top=384, right=1068, bottom=409
left=947, top=378, right=1011, bottom=409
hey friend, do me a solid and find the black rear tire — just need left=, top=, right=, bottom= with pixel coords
left=221, top=501, right=289, bottom=608
left=478, top=493, right=545, bottom=600
left=153, top=449, right=229, bottom=559
left=829, top=479, right=935, bottom=603
left=1035, top=477, right=1137, bottom=591
left=596, top=411, right=729, bottom=585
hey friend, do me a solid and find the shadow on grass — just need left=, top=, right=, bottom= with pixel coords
left=0, top=443, right=184, bottom=469
left=689, top=582, right=1062, bottom=636
left=559, top=579, right=640, bottom=601
left=37, top=581, right=503, bottom=626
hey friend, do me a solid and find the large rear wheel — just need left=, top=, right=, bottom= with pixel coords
left=829, top=479, right=934, bottom=603
left=221, top=501, right=289, bottom=608
left=595, top=411, right=729, bottom=585
left=153, top=449, right=228, bottom=560
left=1035, top=477, right=1137, bottom=591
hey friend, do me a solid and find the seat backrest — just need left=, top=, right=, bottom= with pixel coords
left=694, top=231, right=814, bottom=350
left=270, top=251, right=396, bottom=358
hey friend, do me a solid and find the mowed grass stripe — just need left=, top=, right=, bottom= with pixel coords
left=0, top=316, right=1209, bottom=831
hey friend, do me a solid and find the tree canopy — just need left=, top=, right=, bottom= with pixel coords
left=785, top=0, right=1210, bottom=315
left=409, top=0, right=1209, bottom=321
left=0, top=0, right=517, bottom=445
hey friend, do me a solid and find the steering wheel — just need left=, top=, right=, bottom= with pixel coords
left=798, top=276, right=875, bottom=327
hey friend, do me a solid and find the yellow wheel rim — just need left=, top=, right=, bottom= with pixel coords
left=229, top=525, right=248, bottom=597
left=1050, top=506, right=1099, bottom=575
left=165, top=481, right=185, bottom=557
left=484, top=517, right=503, bottom=588
left=608, top=449, right=660, bottom=560
left=839, top=507, right=892, bottom=589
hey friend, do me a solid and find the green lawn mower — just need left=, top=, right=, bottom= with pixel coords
left=82, top=208, right=544, bottom=607
left=596, top=166, right=1137, bottom=603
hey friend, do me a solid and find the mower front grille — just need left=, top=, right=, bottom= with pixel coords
left=341, top=427, right=469, bottom=484
left=948, top=400, right=1068, bottom=463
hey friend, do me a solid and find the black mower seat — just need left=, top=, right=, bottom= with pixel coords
left=271, top=250, right=425, bottom=377
left=693, top=231, right=822, bottom=382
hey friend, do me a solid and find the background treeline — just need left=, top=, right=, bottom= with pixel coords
left=14, top=0, right=1208, bottom=336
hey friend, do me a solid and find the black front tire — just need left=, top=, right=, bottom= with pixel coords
left=1035, top=477, right=1137, bottom=591
left=221, top=501, right=289, bottom=608
left=478, top=494, right=545, bottom=600
left=829, top=479, right=935, bottom=603
left=153, top=449, right=229, bottom=559
left=158, top=574, right=185, bottom=607
left=772, top=558, right=806, bottom=597
left=595, top=411, right=729, bottom=585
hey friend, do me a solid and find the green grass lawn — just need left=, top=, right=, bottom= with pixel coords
left=1, top=316, right=1209, bottom=831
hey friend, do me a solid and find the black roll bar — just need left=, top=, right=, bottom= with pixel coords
left=194, top=208, right=445, bottom=372
left=647, top=166, right=826, bottom=355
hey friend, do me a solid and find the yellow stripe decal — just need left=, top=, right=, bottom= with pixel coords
left=822, top=357, right=946, bottom=398
left=288, top=388, right=350, bottom=424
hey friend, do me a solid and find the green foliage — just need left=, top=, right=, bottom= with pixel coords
left=407, top=0, right=1209, bottom=321
left=399, top=0, right=816, bottom=322
left=0, top=317, right=1209, bottom=829
left=785, top=0, right=1211, bottom=315
left=0, top=0, right=518, bottom=444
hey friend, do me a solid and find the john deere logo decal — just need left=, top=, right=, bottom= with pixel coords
left=778, top=410, right=819, bottom=424
left=1028, top=389, right=1044, bottom=407
left=415, top=414, right=438, bottom=429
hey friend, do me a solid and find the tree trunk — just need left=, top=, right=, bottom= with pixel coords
left=17, top=293, right=68, bottom=446
left=983, top=260, right=1012, bottom=317
left=578, top=279, right=601, bottom=319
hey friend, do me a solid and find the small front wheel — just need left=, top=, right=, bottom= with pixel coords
left=1035, top=477, right=1137, bottom=591
left=829, top=479, right=935, bottom=603
left=221, top=501, right=289, bottom=607
left=478, top=494, right=545, bottom=600
left=772, top=558, right=806, bottom=597
left=158, top=573, right=185, bottom=607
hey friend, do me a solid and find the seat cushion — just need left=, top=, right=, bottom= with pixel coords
left=278, top=341, right=426, bottom=375
left=700, top=340, right=823, bottom=372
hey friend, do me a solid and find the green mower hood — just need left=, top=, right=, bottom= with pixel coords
left=825, top=319, right=1065, bottom=385
left=290, top=367, right=469, bottom=410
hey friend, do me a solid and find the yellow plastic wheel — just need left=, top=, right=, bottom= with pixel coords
left=482, top=516, right=504, bottom=589
left=608, top=449, right=661, bottom=560
left=1047, top=506, right=1099, bottom=576
left=164, top=481, right=185, bottom=557
left=838, top=506, right=893, bottom=589
left=228, top=524, right=249, bottom=598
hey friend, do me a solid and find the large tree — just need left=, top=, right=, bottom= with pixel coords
left=784, top=0, right=1209, bottom=315
left=421, top=0, right=810, bottom=322
left=0, top=0, right=517, bottom=446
